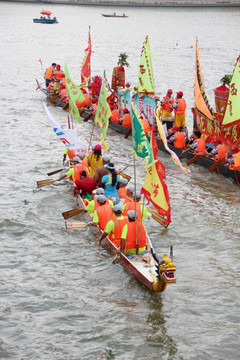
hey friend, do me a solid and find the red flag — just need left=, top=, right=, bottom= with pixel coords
left=150, top=128, right=159, bottom=160
left=81, top=26, right=92, bottom=86
left=39, top=59, right=42, bottom=65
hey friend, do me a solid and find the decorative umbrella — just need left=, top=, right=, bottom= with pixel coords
left=40, top=10, right=52, bottom=15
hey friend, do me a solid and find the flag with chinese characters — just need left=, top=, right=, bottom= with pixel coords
left=222, top=55, right=240, bottom=127
left=138, top=36, right=155, bottom=95
left=94, top=76, right=111, bottom=150
left=64, top=63, right=85, bottom=124
left=81, top=26, right=92, bottom=86
left=141, top=159, right=171, bottom=223
left=131, top=102, right=153, bottom=165
left=150, top=128, right=159, bottom=160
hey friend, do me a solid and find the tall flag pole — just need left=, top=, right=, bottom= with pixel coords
left=94, top=74, right=111, bottom=150
left=81, top=26, right=92, bottom=87
left=222, top=55, right=240, bottom=127
left=138, top=36, right=155, bottom=95
left=64, top=63, right=85, bottom=124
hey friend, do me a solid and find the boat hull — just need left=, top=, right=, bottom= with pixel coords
left=33, top=18, right=58, bottom=24
left=102, top=14, right=128, bottom=18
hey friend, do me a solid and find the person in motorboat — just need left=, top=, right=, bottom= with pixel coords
left=120, top=210, right=148, bottom=255
left=96, top=204, right=128, bottom=247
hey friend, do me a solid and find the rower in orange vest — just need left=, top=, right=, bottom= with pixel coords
left=85, top=188, right=114, bottom=214
left=92, top=195, right=113, bottom=231
left=117, top=177, right=128, bottom=199
left=190, top=130, right=206, bottom=155
left=210, top=137, right=229, bottom=163
left=96, top=204, right=128, bottom=247
left=45, top=63, right=56, bottom=87
left=139, top=116, right=151, bottom=136
left=168, top=126, right=186, bottom=149
left=57, top=156, right=88, bottom=184
left=120, top=210, right=148, bottom=255
left=122, top=191, right=151, bottom=220
left=228, top=150, right=240, bottom=171
left=63, top=148, right=78, bottom=165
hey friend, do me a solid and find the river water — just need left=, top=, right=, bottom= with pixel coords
left=0, top=2, right=240, bottom=359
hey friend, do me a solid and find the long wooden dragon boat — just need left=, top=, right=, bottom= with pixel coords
left=67, top=195, right=176, bottom=292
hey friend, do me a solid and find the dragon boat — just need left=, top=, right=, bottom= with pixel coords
left=68, top=195, right=176, bottom=293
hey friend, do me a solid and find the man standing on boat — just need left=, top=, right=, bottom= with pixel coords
left=44, top=63, right=56, bottom=87
left=120, top=211, right=148, bottom=255
left=173, top=91, right=187, bottom=128
left=160, top=89, right=175, bottom=119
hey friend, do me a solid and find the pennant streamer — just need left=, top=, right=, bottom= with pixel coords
left=81, top=26, right=92, bottom=86
left=94, top=76, right=111, bottom=150
left=64, top=63, right=85, bottom=124
left=155, top=115, right=190, bottom=173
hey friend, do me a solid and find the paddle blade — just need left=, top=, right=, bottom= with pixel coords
left=119, top=172, right=131, bottom=181
left=37, top=179, right=56, bottom=188
left=49, top=95, right=59, bottom=103
left=148, top=207, right=169, bottom=228
left=208, top=156, right=225, bottom=173
left=186, top=154, right=200, bottom=166
left=62, top=208, right=83, bottom=219
left=65, top=221, right=88, bottom=229
left=47, top=168, right=64, bottom=176
left=124, top=129, right=132, bottom=139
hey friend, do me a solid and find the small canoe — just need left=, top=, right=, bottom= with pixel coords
left=102, top=14, right=128, bottom=18
left=76, top=195, right=176, bottom=292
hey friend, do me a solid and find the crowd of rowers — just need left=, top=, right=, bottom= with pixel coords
left=57, top=143, right=152, bottom=256
left=44, top=65, right=240, bottom=170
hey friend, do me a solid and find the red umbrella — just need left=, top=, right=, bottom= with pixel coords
left=40, top=10, right=52, bottom=15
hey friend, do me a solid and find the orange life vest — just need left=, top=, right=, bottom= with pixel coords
left=112, top=216, right=128, bottom=247
left=67, top=149, right=77, bottom=161
left=123, top=202, right=141, bottom=219
left=122, top=114, right=132, bottom=128
left=75, top=94, right=90, bottom=108
left=54, top=70, right=65, bottom=80
left=194, top=138, right=206, bottom=155
left=117, top=187, right=127, bottom=199
left=96, top=204, right=113, bottom=230
left=162, top=96, right=174, bottom=111
left=217, top=144, right=228, bottom=162
left=124, top=221, right=147, bottom=252
left=111, top=109, right=121, bottom=123
left=175, top=98, right=186, bottom=115
left=229, top=151, right=240, bottom=171
left=173, top=132, right=185, bottom=148
left=141, top=119, right=151, bottom=134
left=45, top=66, right=54, bottom=79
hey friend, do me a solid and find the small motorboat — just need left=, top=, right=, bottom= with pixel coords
left=33, top=10, right=58, bottom=24
left=102, top=13, right=128, bottom=18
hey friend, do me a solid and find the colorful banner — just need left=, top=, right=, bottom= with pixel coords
left=43, top=103, right=88, bottom=154
left=94, top=76, right=111, bottom=150
left=64, top=63, right=85, bottom=124
left=131, top=102, right=153, bottom=165
left=141, top=159, right=171, bottom=223
left=222, top=55, right=240, bottom=127
left=155, top=114, right=190, bottom=173
left=81, top=26, right=92, bottom=86
left=138, top=36, right=155, bottom=95
left=194, top=37, right=215, bottom=121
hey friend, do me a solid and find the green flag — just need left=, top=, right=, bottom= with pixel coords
left=64, top=63, right=85, bottom=124
left=94, top=76, right=111, bottom=150
left=138, top=36, right=155, bottom=95
left=131, top=102, right=153, bottom=165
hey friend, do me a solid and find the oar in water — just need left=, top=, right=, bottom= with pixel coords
left=37, top=179, right=57, bottom=188
left=62, top=207, right=85, bottom=219
left=186, top=146, right=212, bottom=166
left=148, top=207, right=169, bottom=228
left=65, top=221, right=90, bottom=229
left=208, top=155, right=226, bottom=173
left=47, top=168, right=64, bottom=176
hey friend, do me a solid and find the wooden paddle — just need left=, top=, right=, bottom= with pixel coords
left=49, top=95, right=59, bottom=103
left=124, top=128, right=132, bottom=139
left=148, top=207, right=169, bottom=228
left=186, top=146, right=212, bottom=166
left=62, top=207, right=85, bottom=219
left=83, top=112, right=93, bottom=122
left=208, top=155, right=226, bottom=173
left=37, top=179, right=57, bottom=188
left=47, top=168, right=64, bottom=176
left=65, top=221, right=89, bottom=229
